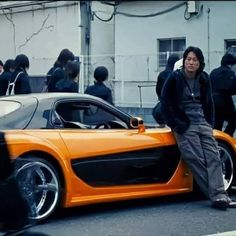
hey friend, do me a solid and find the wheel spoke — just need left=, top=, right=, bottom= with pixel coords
left=218, top=144, right=234, bottom=190
left=35, top=167, right=46, bottom=182
left=35, top=183, right=58, bottom=193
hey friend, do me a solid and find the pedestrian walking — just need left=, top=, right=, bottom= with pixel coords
left=85, top=66, right=113, bottom=104
left=210, top=53, right=236, bottom=137
left=153, top=54, right=179, bottom=126
left=0, top=59, right=15, bottom=96
left=6, top=54, right=31, bottom=95
left=55, top=60, right=80, bottom=92
left=46, top=49, right=74, bottom=92
left=161, top=46, right=236, bottom=210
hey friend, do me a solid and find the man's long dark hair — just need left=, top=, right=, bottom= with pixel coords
left=183, top=46, right=205, bottom=74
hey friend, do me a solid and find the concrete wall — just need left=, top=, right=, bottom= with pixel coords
left=0, top=1, right=81, bottom=76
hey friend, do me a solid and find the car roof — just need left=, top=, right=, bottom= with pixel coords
left=0, top=93, right=107, bottom=103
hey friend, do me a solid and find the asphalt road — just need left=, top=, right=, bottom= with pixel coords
left=3, top=189, right=236, bottom=236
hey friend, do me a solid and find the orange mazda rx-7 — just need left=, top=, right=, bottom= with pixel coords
left=1, top=93, right=236, bottom=221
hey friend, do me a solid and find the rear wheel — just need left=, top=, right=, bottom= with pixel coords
left=218, top=142, right=234, bottom=190
left=14, top=157, right=61, bottom=221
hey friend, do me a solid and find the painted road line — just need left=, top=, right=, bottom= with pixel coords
left=203, top=230, right=236, bottom=236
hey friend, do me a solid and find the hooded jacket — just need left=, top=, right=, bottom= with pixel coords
left=160, top=69, right=214, bottom=134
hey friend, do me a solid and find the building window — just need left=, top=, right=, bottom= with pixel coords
left=225, top=39, right=236, bottom=56
left=157, top=38, right=186, bottom=68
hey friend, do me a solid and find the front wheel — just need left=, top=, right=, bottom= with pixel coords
left=14, top=157, right=61, bottom=221
left=218, top=143, right=234, bottom=191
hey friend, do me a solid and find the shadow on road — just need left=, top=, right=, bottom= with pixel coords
left=38, top=187, right=236, bottom=225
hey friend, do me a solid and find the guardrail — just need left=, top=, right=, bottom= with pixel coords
left=137, top=84, right=156, bottom=108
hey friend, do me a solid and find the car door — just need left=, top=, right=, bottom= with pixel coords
left=53, top=99, right=191, bottom=197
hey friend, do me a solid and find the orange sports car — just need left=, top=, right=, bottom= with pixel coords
left=1, top=93, right=235, bottom=221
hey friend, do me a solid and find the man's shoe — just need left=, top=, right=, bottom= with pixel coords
left=212, top=199, right=228, bottom=210
left=227, top=199, right=236, bottom=208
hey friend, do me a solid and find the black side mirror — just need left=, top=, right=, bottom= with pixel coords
left=130, top=117, right=145, bottom=132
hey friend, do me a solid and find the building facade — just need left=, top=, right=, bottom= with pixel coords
left=0, top=1, right=236, bottom=109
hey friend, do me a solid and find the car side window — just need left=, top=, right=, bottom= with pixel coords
left=83, top=103, right=114, bottom=125
left=54, top=101, right=127, bottom=129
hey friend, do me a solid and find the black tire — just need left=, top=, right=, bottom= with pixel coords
left=218, top=142, right=234, bottom=191
left=14, top=157, right=61, bottom=221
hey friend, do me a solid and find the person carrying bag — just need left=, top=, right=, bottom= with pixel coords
left=5, top=72, right=23, bottom=96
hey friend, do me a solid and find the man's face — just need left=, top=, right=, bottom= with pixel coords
left=184, top=51, right=200, bottom=74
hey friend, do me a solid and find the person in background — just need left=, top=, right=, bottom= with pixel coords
left=161, top=46, right=236, bottom=210
left=55, top=60, right=80, bottom=92
left=46, top=49, right=74, bottom=92
left=85, top=66, right=113, bottom=105
left=0, top=59, right=15, bottom=96
left=156, top=54, right=180, bottom=98
left=210, top=53, right=236, bottom=137
left=153, top=54, right=180, bottom=126
left=9, top=54, right=31, bottom=94
left=0, top=60, right=4, bottom=75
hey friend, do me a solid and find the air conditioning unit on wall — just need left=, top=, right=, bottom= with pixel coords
left=187, top=1, right=199, bottom=14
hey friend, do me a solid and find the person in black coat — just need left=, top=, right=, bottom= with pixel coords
left=9, top=54, right=31, bottom=95
left=156, top=54, right=180, bottom=99
left=55, top=60, right=80, bottom=92
left=0, top=59, right=15, bottom=96
left=85, top=66, right=113, bottom=105
left=153, top=54, right=179, bottom=126
left=210, top=53, right=236, bottom=137
left=46, top=49, right=74, bottom=92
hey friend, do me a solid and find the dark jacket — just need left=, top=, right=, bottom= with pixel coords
left=156, top=69, right=172, bottom=99
left=10, top=69, right=31, bottom=94
left=161, top=69, right=214, bottom=134
left=0, top=71, right=11, bottom=96
left=55, top=78, right=78, bottom=93
left=85, top=82, right=113, bottom=104
left=0, top=132, right=13, bottom=181
left=210, top=65, right=236, bottom=117
left=47, top=64, right=65, bottom=92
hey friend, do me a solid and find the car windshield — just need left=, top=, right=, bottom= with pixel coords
left=0, top=101, right=21, bottom=117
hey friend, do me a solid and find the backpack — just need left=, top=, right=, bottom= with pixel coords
left=6, top=72, right=23, bottom=96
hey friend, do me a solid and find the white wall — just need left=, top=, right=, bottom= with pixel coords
left=114, top=1, right=236, bottom=107
left=0, top=1, right=81, bottom=76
